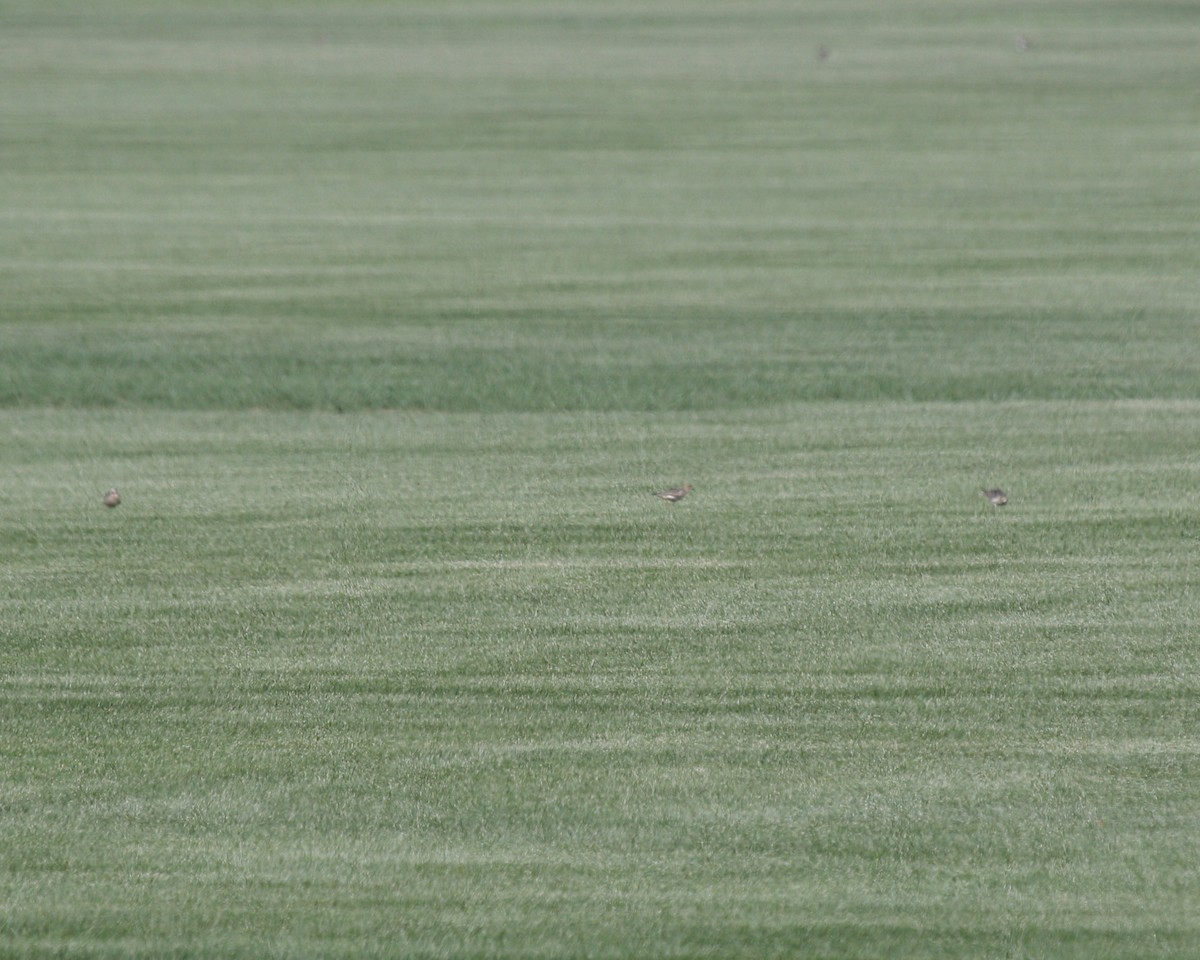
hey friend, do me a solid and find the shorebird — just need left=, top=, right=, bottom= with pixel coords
left=981, top=488, right=1008, bottom=507
left=103, top=488, right=122, bottom=508
left=1015, top=34, right=1032, bottom=53
left=654, top=483, right=692, bottom=504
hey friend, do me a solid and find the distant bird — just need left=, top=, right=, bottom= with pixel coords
left=103, top=488, right=121, bottom=508
left=816, top=44, right=831, bottom=61
left=981, top=488, right=1008, bottom=507
left=654, top=483, right=693, bottom=504
left=1015, top=34, right=1032, bottom=52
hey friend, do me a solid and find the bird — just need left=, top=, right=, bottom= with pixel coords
left=1015, top=34, right=1032, bottom=53
left=816, top=44, right=831, bottom=61
left=103, top=488, right=122, bottom=508
left=981, top=488, right=1008, bottom=507
left=654, top=483, right=693, bottom=504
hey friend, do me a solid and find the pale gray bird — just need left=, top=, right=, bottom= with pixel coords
left=103, top=488, right=122, bottom=508
left=981, top=488, right=1008, bottom=507
left=654, top=483, right=693, bottom=504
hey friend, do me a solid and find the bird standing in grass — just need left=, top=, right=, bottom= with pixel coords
left=981, top=488, right=1008, bottom=507
left=103, top=488, right=122, bottom=508
left=654, top=483, right=692, bottom=504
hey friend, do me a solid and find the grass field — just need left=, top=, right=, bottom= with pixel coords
left=3, top=2, right=1200, bottom=957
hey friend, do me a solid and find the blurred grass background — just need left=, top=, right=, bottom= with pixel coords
left=3, top=2, right=1200, bottom=958
left=4, top=0, right=1198, bottom=410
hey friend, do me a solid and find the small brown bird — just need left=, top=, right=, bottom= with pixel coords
left=981, top=488, right=1008, bottom=507
left=654, top=483, right=693, bottom=504
left=103, top=488, right=122, bottom=508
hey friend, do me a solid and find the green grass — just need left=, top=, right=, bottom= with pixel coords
left=4, top=0, right=1199, bottom=410
left=3, top=1, right=1200, bottom=957
left=5, top=405, right=1199, bottom=958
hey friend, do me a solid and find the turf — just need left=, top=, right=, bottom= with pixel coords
left=3, top=2, right=1200, bottom=958
left=4, top=0, right=1199, bottom=411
